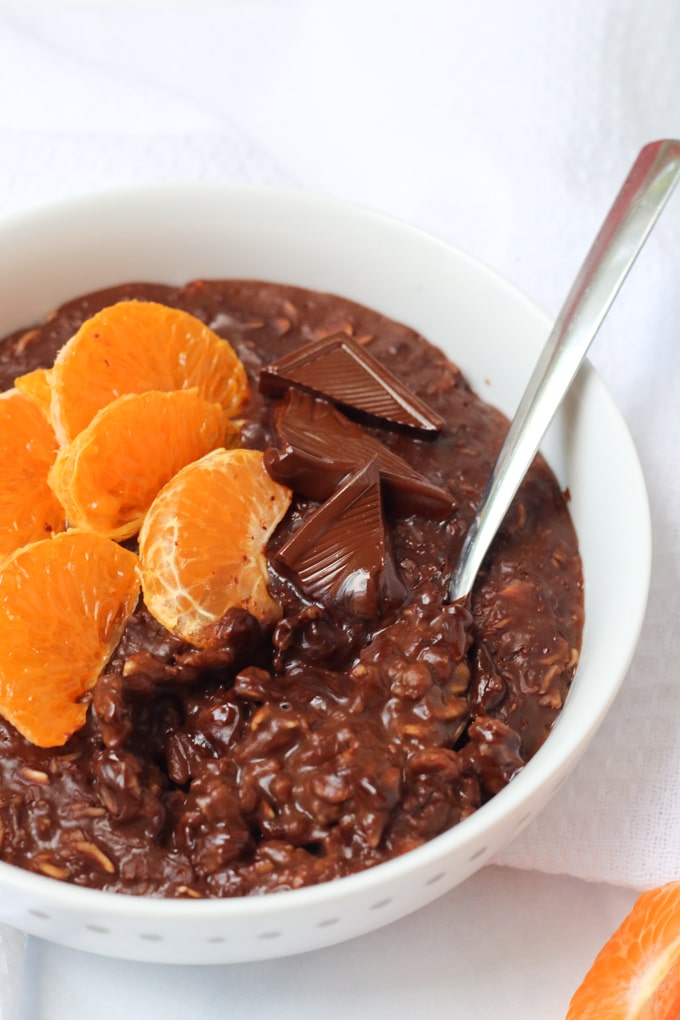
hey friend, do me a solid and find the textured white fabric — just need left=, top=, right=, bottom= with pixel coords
left=0, top=129, right=290, bottom=217
left=0, top=3, right=679, bottom=1010
left=0, top=926, right=25, bottom=1020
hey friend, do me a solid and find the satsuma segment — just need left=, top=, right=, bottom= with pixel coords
left=14, top=367, right=54, bottom=422
left=50, top=300, right=250, bottom=444
left=139, top=448, right=292, bottom=646
left=0, top=531, right=140, bottom=748
left=566, top=881, right=680, bottom=1020
left=0, top=389, right=65, bottom=562
left=48, top=389, right=239, bottom=542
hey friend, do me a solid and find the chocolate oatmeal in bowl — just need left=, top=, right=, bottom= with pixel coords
left=0, top=185, right=650, bottom=963
left=0, top=277, right=583, bottom=898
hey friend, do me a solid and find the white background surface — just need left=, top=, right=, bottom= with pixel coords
left=1, top=1, right=679, bottom=1016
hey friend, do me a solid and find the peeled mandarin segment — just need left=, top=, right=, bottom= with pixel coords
left=48, top=389, right=239, bottom=542
left=566, top=881, right=680, bottom=1020
left=14, top=367, right=54, bottom=423
left=0, top=531, right=140, bottom=748
left=139, top=447, right=292, bottom=646
left=50, top=299, right=250, bottom=444
left=0, top=389, right=65, bottom=562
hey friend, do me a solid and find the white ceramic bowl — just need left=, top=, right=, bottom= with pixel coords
left=0, top=185, right=651, bottom=964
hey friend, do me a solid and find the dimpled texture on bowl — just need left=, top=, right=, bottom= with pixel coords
left=0, top=185, right=651, bottom=964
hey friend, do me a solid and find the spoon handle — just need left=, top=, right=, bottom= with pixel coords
left=449, top=139, right=680, bottom=603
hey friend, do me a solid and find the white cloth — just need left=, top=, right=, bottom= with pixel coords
left=21, top=868, right=639, bottom=1020
left=0, top=927, right=25, bottom=1020
left=0, top=0, right=679, bottom=1013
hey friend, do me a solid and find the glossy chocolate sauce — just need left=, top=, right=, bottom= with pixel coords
left=0, top=280, right=583, bottom=897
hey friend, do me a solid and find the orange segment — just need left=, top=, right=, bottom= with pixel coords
left=48, top=389, right=239, bottom=542
left=0, top=389, right=65, bottom=561
left=0, top=531, right=140, bottom=747
left=15, top=367, right=54, bottom=422
left=50, top=300, right=250, bottom=444
left=566, top=881, right=680, bottom=1020
left=139, top=448, right=292, bottom=646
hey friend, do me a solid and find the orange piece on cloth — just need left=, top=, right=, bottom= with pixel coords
left=566, top=881, right=680, bottom=1020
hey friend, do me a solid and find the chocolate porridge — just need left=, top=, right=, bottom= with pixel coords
left=0, top=280, right=583, bottom=897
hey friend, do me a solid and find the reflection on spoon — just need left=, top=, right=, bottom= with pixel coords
left=449, top=139, right=680, bottom=604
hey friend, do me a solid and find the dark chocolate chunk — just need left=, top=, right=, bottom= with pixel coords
left=273, top=459, right=407, bottom=617
left=259, top=332, right=445, bottom=433
left=264, top=390, right=454, bottom=518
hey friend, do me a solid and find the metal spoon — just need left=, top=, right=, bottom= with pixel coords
left=449, top=138, right=680, bottom=604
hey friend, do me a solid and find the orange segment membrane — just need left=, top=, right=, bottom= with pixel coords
left=139, top=448, right=291, bottom=647
left=0, top=532, right=140, bottom=748
left=48, top=389, right=239, bottom=541
left=50, top=299, right=250, bottom=444
left=0, top=389, right=65, bottom=562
